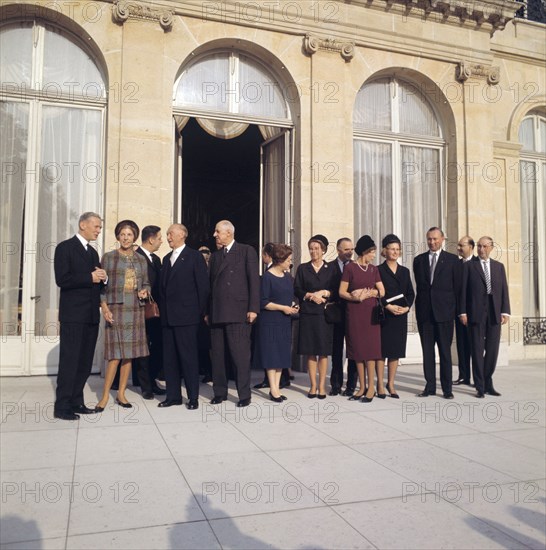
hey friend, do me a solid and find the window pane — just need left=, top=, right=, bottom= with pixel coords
left=0, top=102, right=28, bottom=335
left=519, top=118, right=535, bottom=151
left=398, top=82, right=439, bottom=137
left=35, top=106, right=103, bottom=335
left=174, top=53, right=231, bottom=112
left=43, top=26, right=105, bottom=99
left=354, top=79, right=391, bottom=131
left=0, top=25, right=33, bottom=88
left=539, top=118, right=546, bottom=154
left=353, top=140, right=393, bottom=240
left=239, top=54, right=287, bottom=118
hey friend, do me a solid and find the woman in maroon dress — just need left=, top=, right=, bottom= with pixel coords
left=339, top=235, right=385, bottom=403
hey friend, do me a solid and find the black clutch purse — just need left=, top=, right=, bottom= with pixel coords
left=324, top=302, right=343, bottom=324
left=372, top=298, right=386, bottom=325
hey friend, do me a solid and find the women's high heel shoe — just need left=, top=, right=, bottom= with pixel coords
left=269, top=392, right=283, bottom=403
left=361, top=392, right=375, bottom=403
left=348, top=393, right=364, bottom=401
left=115, top=397, right=132, bottom=409
left=376, top=386, right=387, bottom=399
left=94, top=405, right=105, bottom=413
left=307, top=392, right=317, bottom=399
left=386, top=383, right=400, bottom=399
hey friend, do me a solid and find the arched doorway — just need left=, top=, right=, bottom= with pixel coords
left=0, top=19, right=106, bottom=375
left=172, top=48, right=295, bottom=260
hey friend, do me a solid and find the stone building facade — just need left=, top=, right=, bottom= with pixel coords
left=1, top=0, right=544, bottom=375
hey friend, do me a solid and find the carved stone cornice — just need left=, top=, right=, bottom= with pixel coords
left=456, top=60, right=500, bottom=84
left=112, top=0, right=174, bottom=31
left=303, top=34, right=355, bottom=62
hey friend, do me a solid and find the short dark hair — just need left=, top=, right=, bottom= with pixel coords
left=262, top=242, right=275, bottom=257
left=142, top=225, right=161, bottom=243
left=336, top=237, right=352, bottom=248
left=114, top=219, right=139, bottom=240
left=272, top=244, right=293, bottom=265
left=427, top=226, right=444, bottom=237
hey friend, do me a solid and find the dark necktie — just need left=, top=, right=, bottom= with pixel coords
left=483, top=261, right=492, bottom=294
left=430, top=253, right=437, bottom=284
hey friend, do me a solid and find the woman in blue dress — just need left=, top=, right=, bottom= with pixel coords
left=258, top=244, right=299, bottom=402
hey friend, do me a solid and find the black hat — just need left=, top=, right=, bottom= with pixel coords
left=382, top=234, right=401, bottom=248
left=309, top=234, right=329, bottom=251
left=355, top=235, right=376, bottom=256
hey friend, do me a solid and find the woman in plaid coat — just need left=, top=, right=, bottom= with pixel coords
left=95, top=220, right=150, bottom=411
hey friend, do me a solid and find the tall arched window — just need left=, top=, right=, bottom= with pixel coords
left=0, top=20, right=106, bottom=373
left=353, top=78, right=445, bottom=256
left=519, top=111, right=546, bottom=342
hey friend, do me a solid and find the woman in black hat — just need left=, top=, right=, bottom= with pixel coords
left=377, top=234, right=415, bottom=398
left=339, top=235, right=385, bottom=402
left=294, top=234, right=337, bottom=398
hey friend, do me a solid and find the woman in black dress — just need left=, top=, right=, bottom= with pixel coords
left=377, top=234, right=415, bottom=398
left=258, top=244, right=298, bottom=402
left=294, top=235, right=337, bottom=399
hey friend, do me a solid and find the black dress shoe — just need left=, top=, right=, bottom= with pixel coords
left=115, top=398, right=133, bottom=408
left=417, top=390, right=436, bottom=397
left=185, top=400, right=199, bottom=410
left=72, top=405, right=95, bottom=414
left=443, top=392, right=454, bottom=399
left=329, top=388, right=341, bottom=396
left=317, top=394, right=327, bottom=400
left=253, top=381, right=270, bottom=389
left=237, top=398, right=251, bottom=407
left=210, top=395, right=227, bottom=405
left=348, top=394, right=364, bottom=401
left=342, top=389, right=354, bottom=397
left=94, top=406, right=105, bottom=413
left=361, top=393, right=375, bottom=403
left=475, top=391, right=485, bottom=398
left=307, top=392, right=317, bottom=399
left=269, top=392, right=283, bottom=403
left=158, top=399, right=183, bottom=407
left=280, top=395, right=287, bottom=401
left=152, top=386, right=166, bottom=395
left=486, top=389, right=501, bottom=396
left=142, top=392, right=154, bottom=400
left=54, top=411, right=80, bottom=421
left=453, top=379, right=471, bottom=385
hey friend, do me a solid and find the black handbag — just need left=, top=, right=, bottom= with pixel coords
left=324, top=302, right=343, bottom=324
left=372, top=298, right=385, bottom=325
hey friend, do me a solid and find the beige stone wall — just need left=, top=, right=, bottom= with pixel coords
left=3, top=0, right=544, bottom=359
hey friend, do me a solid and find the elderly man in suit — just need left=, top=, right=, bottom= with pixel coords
left=158, top=224, right=210, bottom=410
left=53, top=212, right=107, bottom=420
left=413, top=227, right=462, bottom=399
left=207, top=220, right=260, bottom=407
left=454, top=236, right=478, bottom=386
left=459, top=236, right=510, bottom=398
left=133, top=225, right=166, bottom=400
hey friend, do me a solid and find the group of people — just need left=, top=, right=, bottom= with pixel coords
left=52, top=213, right=510, bottom=421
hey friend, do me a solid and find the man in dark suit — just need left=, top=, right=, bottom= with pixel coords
left=54, top=212, right=107, bottom=420
left=330, top=238, right=357, bottom=396
left=454, top=236, right=478, bottom=386
left=459, top=236, right=510, bottom=398
left=413, top=227, right=462, bottom=399
left=207, top=220, right=260, bottom=407
left=133, top=225, right=166, bottom=400
left=158, top=224, right=209, bottom=410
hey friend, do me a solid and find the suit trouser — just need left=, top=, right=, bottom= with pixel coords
left=455, top=317, right=472, bottom=382
left=56, top=322, right=99, bottom=413
left=211, top=323, right=252, bottom=400
left=469, top=298, right=501, bottom=393
left=418, top=319, right=454, bottom=394
left=331, top=321, right=357, bottom=390
left=133, top=317, right=163, bottom=393
left=162, top=324, right=199, bottom=401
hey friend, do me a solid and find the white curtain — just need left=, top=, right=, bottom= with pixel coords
left=398, top=82, right=439, bottom=137
left=520, top=160, right=540, bottom=318
left=353, top=79, right=391, bottom=131
left=0, top=25, right=33, bottom=86
left=262, top=134, right=286, bottom=245
left=196, top=118, right=248, bottom=139
left=353, top=140, right=393, bottom=242
left=35, top=106, right=102, bottom=335
left=519, top=118, right=535, bottom=151
left=0, top=102, right=28, bottom=336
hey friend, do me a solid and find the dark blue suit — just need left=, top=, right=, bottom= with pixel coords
left=160, top=245, right=210, bottom=402
left=54, top=235, right=102, bottom=414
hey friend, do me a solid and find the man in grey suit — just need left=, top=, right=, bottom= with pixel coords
left=54, top=212, right=107, bottom=420
left=207, top=220, right=260, bottom=407
left=459, top=236, right=510, bottom=398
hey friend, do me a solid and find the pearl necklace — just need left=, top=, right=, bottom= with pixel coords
left=356, top=261, right=369, bottom=272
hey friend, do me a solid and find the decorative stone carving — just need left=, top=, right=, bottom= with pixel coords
left=524, top=318, right=546, bottom=345
left=456, top=61, right=500, bottom=85
left=112, top=0, right=174, bottom=32
left=303, top=34, right=355, bottom=62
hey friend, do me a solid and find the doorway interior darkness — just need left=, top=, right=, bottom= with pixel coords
left=181, top=118, right=261, bottom=252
